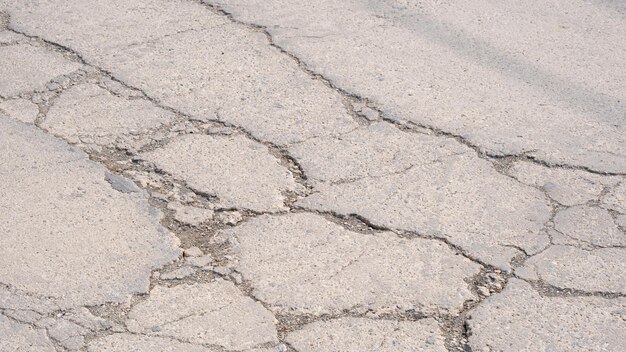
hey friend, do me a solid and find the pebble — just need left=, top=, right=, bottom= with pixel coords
left=212, top=266, right=231, bottom=276
left=160, top=266, right=197, bottom=280
left=183, top=246, right=203, bottom=257
left=186, top=254, right=213, bottom=267
left=477, top=286, right=490, bottom=296
left=216, top=211, right=243, bottom=225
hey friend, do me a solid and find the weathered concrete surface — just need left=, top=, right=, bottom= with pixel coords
left=4, top=0, right=358, bottom=145
left=144, top=134, right=301, bottom=212
left=509, top=161, right=620, bottom=206
left=286, top=317, right=446, bottom=351
left=516, top=246, right=626, bottom=293
left=0, top=116, right=180, bottom=308
left=0, top=315, right=55, bottom=352
left=0, top=98, right=38, bottom=124
left=553, top=206, right=626, bottom=247
left=0, top=0, right=624, bottom=350
left=126, top=280, right=278, bottom=350
left=213, top=0, right=626, bottom=173
left=88, top=334, right=215, bottom=352
left=289, top=122, right=470, bottom=184
left=296, top=139, right=551, bottom=269
left=0, top=43, right=81, bottom=97
left=467, top=279, right=626, bottom=352
left=43, top=83, right=174, bottom=146
left=225, top=213, right=481, bottom=315
left=602, top=181, right=626, bottom=213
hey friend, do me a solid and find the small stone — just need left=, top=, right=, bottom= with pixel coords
left=212, top=266, right=231, bottom=276
left=230, top=272, right=243, bottom=284
left=183, top=246, right=203, bottom=257
left=168, top=202, right=214, bottom=226
left=160, top=267, right=197, bottom=280
left=216, top=210, right=244, bottom=225
left=105, top=172, right=141, bottom=193
left=477, top=286, right=490, bottom=297
left=186, top=254, right=213, bottom=268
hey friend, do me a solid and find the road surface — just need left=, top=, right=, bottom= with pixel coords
left=0, top=0, right=625, bottom=351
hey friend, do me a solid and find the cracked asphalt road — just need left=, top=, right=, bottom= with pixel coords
left=0, top=1, right=624, bottom=351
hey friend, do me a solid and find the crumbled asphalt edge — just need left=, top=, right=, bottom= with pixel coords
left=1, top=8, right=624, bottom=352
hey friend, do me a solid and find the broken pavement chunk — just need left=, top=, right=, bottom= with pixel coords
left=126, top=280, right=278, bottom=350
left=0, top=43, right=82, bottom=97
left=144, top=134, right=301, bottom=212
left=553, top=205, right=625, bottom=247
left=295, top=130, right=551, bottom=270
left=88, top=334, right=214, bottom=352
left=467, top=279, right=626, bottom=352
left=286, top=317, right=446, bottom=352
left=0, top=98, right=39, bottom=124
left=0, top=315, right=55, bottom=352
left=516, top=246, right=626, bottom=294
left=509, top=161, right=620, bottom=206
left=0, top=115, right=180, bottom=308
left=43, top=83, right=174, bottom=146
left=225, top=213, right=481, bottom=315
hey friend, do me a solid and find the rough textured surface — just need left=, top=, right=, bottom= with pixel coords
left=43, top=83, right=174, bottom=146
left=296, top=147, right=551, bottom=270
left=516, top=246, right=626, bottom=293
left=101, top=24, right=359, bottom=145
left=0, top=116, right=180, bottom=308
left=0, top=0, right=624, bottom=350
left=0, top=315, right=55, bottom=352
left=88, top=334, right=214, bottom=352
left=0, top=98, right=39, bottom=124
left=144, top=134, right=300, bottom=212
left=126, top=280, right=278, bottom=349
left=286, top=317, right=446, bottom=351
left=214, top=0, right=626, bottom=173
left=602, top=181, right=626, bottom=214
left=509, top=161, right=620, bottom=206
left=468, top=279, right=626, bottom=352
left=226, top=213, right=480, bottom=314
left=289, top=122, right=469, bottom=184
left=553, top=206, right=626, bottom=247
left=4, top=0, right=358, bottom=145
left=0, top=43, right=81, bottom=97
left=167, top=202, right=214, bottom=226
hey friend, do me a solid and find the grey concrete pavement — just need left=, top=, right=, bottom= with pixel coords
left=0, top=0, right=624, bottom=351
